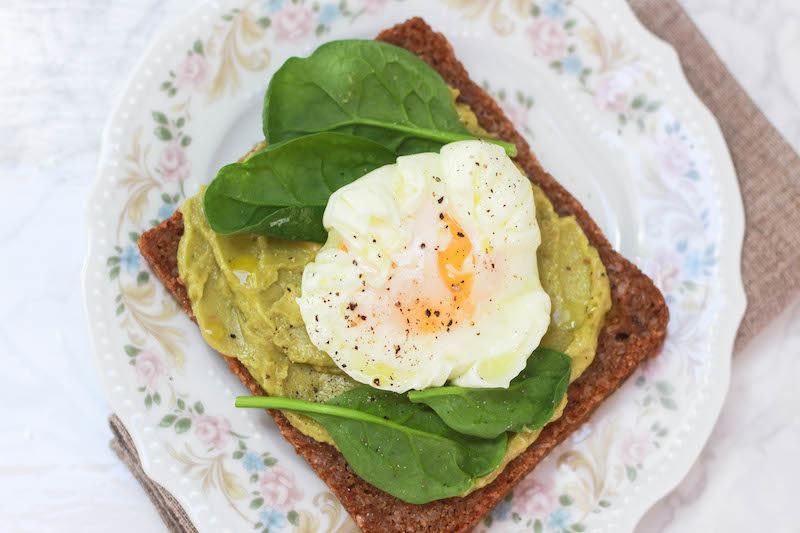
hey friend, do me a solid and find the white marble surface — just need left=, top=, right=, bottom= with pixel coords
left=635, top=296, right=800, bottom=533
left=0, top=1, right=797, bottom=531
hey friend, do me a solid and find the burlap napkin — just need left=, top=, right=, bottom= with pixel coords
left=110, top=1, right=800, bottom=530
left=110, top=415, right=198, bottom=533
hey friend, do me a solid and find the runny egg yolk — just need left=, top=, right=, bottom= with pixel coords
left=406, top=213, right=475, bottom=335
left=341, top=205, right=484, bottom=339
left=437, top=214, right=474, bottom=309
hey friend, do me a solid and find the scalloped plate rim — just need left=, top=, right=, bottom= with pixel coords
left=603, top=2, right=745, bottom=530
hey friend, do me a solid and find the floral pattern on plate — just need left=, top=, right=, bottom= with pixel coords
left=84, top=1, right=745, bottom=532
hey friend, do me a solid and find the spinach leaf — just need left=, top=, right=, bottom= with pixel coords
left=407, top=348, right=571, bottom=439
left=202, top=132, right=396, bottom=242
left=326, top=387, right=506, bottom=480
left=263, top=40, right=517, bottom=157
left=235, top=386, right=507, bottom=504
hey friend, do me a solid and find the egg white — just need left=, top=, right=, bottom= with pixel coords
left=297, top=140, right=551, bottom=392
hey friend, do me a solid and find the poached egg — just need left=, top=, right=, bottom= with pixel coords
left=297, top=140, right=550, bottom=392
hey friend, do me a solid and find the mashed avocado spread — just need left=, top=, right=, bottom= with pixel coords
left=177, top=96, right=611, bottom=484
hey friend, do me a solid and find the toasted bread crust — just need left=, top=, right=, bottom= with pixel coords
left=138, top=17, right=668, bottom=533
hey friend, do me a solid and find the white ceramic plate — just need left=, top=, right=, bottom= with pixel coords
left=83, top=1, right=745, bottom=531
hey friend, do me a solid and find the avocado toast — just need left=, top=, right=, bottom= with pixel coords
left=138, top=17, right=668, bottom=532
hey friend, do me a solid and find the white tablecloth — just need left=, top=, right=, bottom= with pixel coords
left=1, top=1, right=798, bottom=531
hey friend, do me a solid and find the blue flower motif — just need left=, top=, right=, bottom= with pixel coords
left=684, top=246, right=715, bottom=278
left=543, top=0, right=567, bottom=19
left=243, top=451, right=265, bottom=473
left=259, top=508, right=286, bottom=531
left=158, top=202, right=176, bottom=221
left=263, top=0, right=286, bottom=14
left=665, top=120, right=681, bottom=135
left=546, top=508, right=570, bottom=530
left=318, top=4, right=339, bottom=25
left=561, top=55, right=582, bottom=75
left=121, top=245, right=140, bottom=272
left=684, top=252, right=703, bottom=277
left=491, top=497, right=512, bottom=521
left=684, top=166, right=700, bottom=180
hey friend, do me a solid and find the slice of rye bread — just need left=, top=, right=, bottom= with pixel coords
left=138, top=17, right=668, bottom=533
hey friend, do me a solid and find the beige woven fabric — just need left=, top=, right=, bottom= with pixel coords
left=109, top=415, right=198, bottom=533
left=111, top=1, right=800, bottom=530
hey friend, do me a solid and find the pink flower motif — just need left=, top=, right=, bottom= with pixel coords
left=513, top=475, right=556, bottom=518
left=654, top=259, right=681, bottom=295
left=657, top=135, right=691, bottom=177
left=647, top=249, right=682, bottom=295
left=274, top=4, right=314, bottom=41
left=593, top=64, right=645, bottom=113
left=157, top=141, right=190, bottom=182
left=642, top=353, right=665, bottom=379
left=363, top=0, right=387, bottom=14
left=260, top=467, right=303, bottom=511
left=620, top=431, right=650, bottom=465
left=500, top=100, right=529, bottom=130
left=193, top=415, right=231, bottom=449
left=176, top=54, right=209, bottom=90
left=526, top=18, right=568, bottom=61
left=135, top=350, right=165, bottom=391
left=594, top=75, right=630, bottom=113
